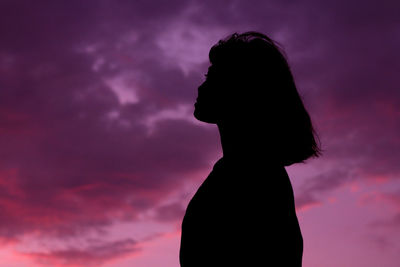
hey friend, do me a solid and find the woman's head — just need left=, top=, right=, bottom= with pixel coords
left=194, top=31, right=321, bottom=165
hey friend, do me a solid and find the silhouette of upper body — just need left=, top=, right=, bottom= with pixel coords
left=180, top=32, right=321, bottom=267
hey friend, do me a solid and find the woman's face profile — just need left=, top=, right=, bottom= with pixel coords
left=193, top=64, right=223, bottom=124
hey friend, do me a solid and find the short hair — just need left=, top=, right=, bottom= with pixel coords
left=209, top=31, right=321, bottom=166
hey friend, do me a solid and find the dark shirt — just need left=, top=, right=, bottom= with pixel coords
left=180, top=157, right=303, bottom=267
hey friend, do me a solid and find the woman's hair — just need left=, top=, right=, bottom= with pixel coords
left=209, top=31, right=321, bottom=166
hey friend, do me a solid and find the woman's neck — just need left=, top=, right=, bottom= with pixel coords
left=217, top=123, right=281, bottom=166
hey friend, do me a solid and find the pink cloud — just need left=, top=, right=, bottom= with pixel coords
left=23, top=239, right=140, bottom=267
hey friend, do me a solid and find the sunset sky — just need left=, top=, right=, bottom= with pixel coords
left=0, top=0, right=399, bottom=266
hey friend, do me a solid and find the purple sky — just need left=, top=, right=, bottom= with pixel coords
left=0, top=0, right=399, bottom=266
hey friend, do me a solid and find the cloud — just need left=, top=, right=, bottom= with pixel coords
left=0, top=0, right=399, bottom=266
left=153, top=202, right=186, bottom=222
left=360, top=189, right=400, bottom=253
left=23, top=238, right=140, bottom=266
left=0, top=0, right=221, bottom=247
left=293, top=168, right=351, bottom=211
left=364, top=189, right=400, bottom=228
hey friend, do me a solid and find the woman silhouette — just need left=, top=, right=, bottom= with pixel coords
left=180, top=32, right=321, bottom=267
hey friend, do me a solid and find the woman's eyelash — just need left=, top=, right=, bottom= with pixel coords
left=204, top=74, right=208, bottom=78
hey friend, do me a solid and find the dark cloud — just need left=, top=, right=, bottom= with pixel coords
left=0, top=115, right=219, bottom=239
left=0, top=0, right=220, bottom=245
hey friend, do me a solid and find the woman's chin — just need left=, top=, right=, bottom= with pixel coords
left=193, top=108, right=218, bottom=124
